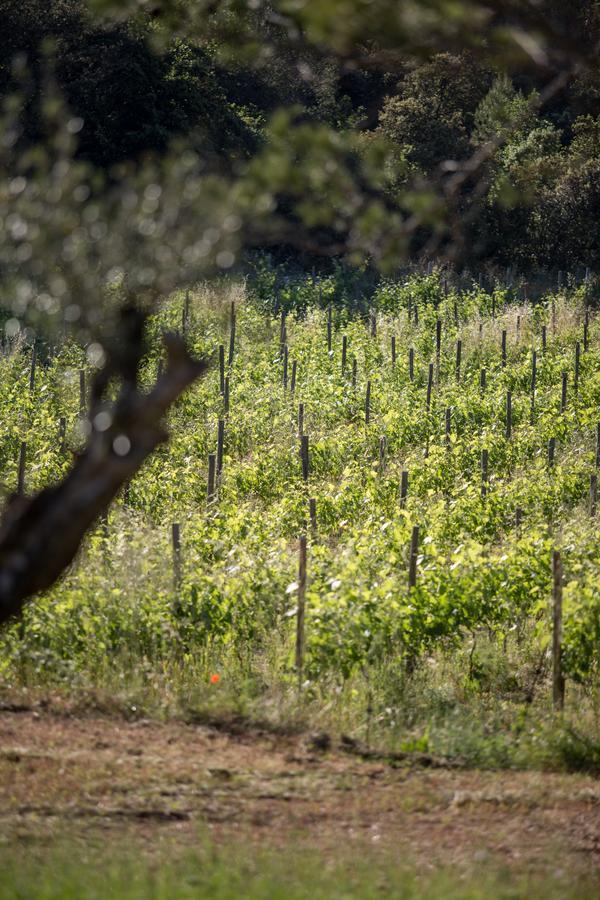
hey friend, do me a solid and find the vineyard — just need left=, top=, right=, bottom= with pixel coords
left=1, top=269, right=599, bottom=747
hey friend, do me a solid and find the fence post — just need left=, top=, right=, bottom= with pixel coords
left=216, top=419, right=225, bottom=478
left=298, top=402, right=304, bottom=437
left=219, top=344, right=225, bottom=395
left=172, top=523, right=181, bottom=590
left=391, top=335, right=396, bottom=366
left=17, top=441, right=27, bottom=495
left=280, top=311, right=286, bottom=359
left=295, top=534, right=307, bottom=685
left=574, top=342, right=581, bottom=397
left=283, top=344, right=289, bottom=389
left=301, top=434, right=309, bottom=481
left=352, top=358, right=357, bottom=390
left=548, top=437, right=556, bottom=468
left=455, top=339, right=462, bottom=384
left=530, top=350, right=537, bottom=424
left=207, top=453, right=216, bottom=502
left=552, top=550, right=565, bottom=711
left=542, top=325, right=547, bottom=353
left=515, top=507, right=523, bottom=532
left=228, top=301, right=236, bottom=366
left=561, top=372, right=568, bottom=412
left=480, top=368, right=486, bottom=393
left=590, top=473, right=598, bottom=517
left=409, top=347, right=415, bottom=383
left=501, top=330, right=507, bottom=368
left=400, top=470, right=409, bottom=508
left=408, top=525, right=420, bottom=588
left=445, top=407, right=452, bottom=451
left=290, top=360, right=297, bottom=394
left=224, top=376, right=230, bottom=415
left=370, top=310, right=377, bottom=338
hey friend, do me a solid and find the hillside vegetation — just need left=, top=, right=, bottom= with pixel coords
left=1, top=270, right=599, bottom=766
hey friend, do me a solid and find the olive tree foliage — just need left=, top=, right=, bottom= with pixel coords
left=0, top=0, right=597, bottom=625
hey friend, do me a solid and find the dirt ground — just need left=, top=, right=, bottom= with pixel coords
left=1, top=702, right=600, bottom=880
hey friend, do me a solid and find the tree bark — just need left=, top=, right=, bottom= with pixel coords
left=0, top=331, right=207, bottom=627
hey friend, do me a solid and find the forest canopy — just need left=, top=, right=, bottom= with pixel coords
left=2, top=0, right=599, bottom=272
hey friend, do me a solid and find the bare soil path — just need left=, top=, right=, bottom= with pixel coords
left=1, top=705, right=600, bottom=880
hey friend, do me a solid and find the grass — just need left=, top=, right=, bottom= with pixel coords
left=1, top=840, right=598, bottom=899
left=5, top=630, right=600, bottom=773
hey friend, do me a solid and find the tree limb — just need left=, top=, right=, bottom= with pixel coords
left=0, top=331, right=208, bottom=627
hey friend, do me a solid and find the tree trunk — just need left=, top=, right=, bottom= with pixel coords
left=0, top=330, right=207, bottom=627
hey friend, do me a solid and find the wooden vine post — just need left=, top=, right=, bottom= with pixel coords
left=283, top=344, right=289, bottom=389
left=207, top=453, right=216, bottom=502
left=530, top=350, right=537, bottom=424
left=17, top=442, right=27, bottom=495
left=552, top=550, right=565, bottom=711
left=223, top=376, right=230, bottom=414
left=228, top=301, right=236, bottom=366
left=172, top=522, right=181, bottom=590
left=216, top=419, right=225, bottom=478
left=290, top=360, right=297, bottom=394
left=590, top=473, right=598, bottom=518
left=219, top=345, right=225, bottom=395
left=400, top=470, right=409, bottom=508
left=295, top=534, right=307, bottom=685
left=301, top=434, right=309, bottom=481
left=408, top=525, right=420, bottom=589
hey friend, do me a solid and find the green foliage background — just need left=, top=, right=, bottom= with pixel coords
left=1, top=272, right=599, bottom=696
